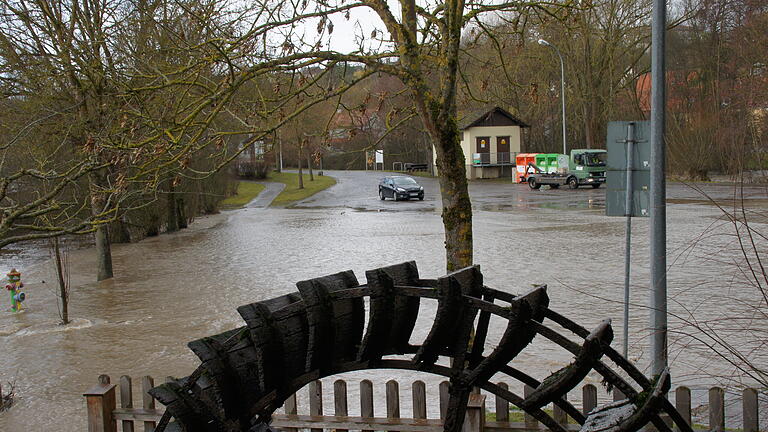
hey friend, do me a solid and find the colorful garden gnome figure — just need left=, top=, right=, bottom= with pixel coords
left=6, top=269, right=24, bottom=312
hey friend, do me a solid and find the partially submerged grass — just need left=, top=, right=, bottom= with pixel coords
left=269, top=171, right=336, bottom=207
left=219, top=182, right=266, bottom=209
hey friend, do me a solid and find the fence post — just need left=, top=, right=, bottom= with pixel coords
left=141, top=376, right=156, bottom=432
left=309, top=380, right=323, bottom=432
left=386, top=380, right=401, bottom=432
left=334, top=380, right=348, bottom=432
left=709, top=387, right=725, bottom=432
left=524, top=385, right=538, bottom=429
left=675, top=386, right=691, bottom=429
left=84, top=375, right=117, bottom=432
left=412, top=380, right=427, bottom=419
left=361, top=379, right=374, bottom=432
left=439, top=381, right=450, bottom=421
left=462, top=393, right=486, bottom=432
left=583, top=384, right=597, bottom=416
left=284, top=393, right=298, bottom=432
left=553, top=394, right=568, bottom=426
left=119, top=376, right=135, bottom=432
left=743, top=388, right=758, bottom=432
left=495, top=382, right=509, bottom=423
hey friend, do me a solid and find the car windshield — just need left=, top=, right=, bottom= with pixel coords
left=393, top=177, right=418, bottom=186
left=584, top=152, right=607, bottom=166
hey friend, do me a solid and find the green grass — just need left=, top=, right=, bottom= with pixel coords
left=219, top=181, right=266, bottom=209
left=269, top=171, right=336, bottom=207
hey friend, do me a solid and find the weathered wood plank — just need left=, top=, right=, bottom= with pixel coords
left=742, top=388, right=758, bottom=432
left=112, top=409, right=164, bottom=422
left=414, top=266, right=482, bottom=368
left=309, top=380, right=323, bottom=432
left=271, top=414, right=443, bottom=431
left=361, top=379, right=374, bottom=432
left=141, top=376, right=156, bottom=432
left=119, top=376, right=134, bottom=432
left=440, top=381, right=450, bottom=420
left=283, top=393, right=298, bottom=432
left=523, top=320, right=613, bottom=410
left=297, top=270, right=361, bottom=373
left=675, top=386, right=691, bottom=429
left=333, top=379, right=349, bottom=432
left=709, top=387, right=725, bottom=432
left=387, top=380, right=401, bottom=432
left=582, top=384, right=597, bottom=416
left=495, top=382, right=510, bottom=422
left=84, top=375, right=116, bottom=432
left=412, top=380, right=427, bottom=420
left=553, top=394, right=568, bottom=426
left=374, top=262, right=422, bottom=354
left=524, top=384, right=537, bottom=429
left=465, top=298, right=532, bottom=384
left=358, top=268, right=396, bottom=362
left=462, top=394, right=486, bottom=432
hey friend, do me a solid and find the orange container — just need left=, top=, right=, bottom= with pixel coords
left=515, top=153, right=540, bottom=183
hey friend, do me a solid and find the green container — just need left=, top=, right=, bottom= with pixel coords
left=535, top=153, right=560, bottom=173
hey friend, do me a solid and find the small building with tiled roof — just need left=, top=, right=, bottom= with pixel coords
left=434, top=106, right=529, bottom=179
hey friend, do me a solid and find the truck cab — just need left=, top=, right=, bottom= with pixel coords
left=560, top=149, right=607, bottom=188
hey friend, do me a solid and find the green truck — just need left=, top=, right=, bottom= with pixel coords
left=526, top=149, right=607, bottom=189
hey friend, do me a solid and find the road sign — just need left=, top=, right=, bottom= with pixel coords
left=606, top=121, right=651, bottom=218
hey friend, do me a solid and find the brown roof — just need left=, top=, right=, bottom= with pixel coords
left=458, top=106, right=530, bottom=130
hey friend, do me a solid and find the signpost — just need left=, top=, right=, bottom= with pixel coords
left=606, top=121, right=650, bottom=357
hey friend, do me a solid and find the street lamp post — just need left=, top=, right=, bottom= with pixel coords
left=538, top=39, right=567, bottom=155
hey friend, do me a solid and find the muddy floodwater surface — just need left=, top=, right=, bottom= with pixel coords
left=0, top=171, right=766, bottom=431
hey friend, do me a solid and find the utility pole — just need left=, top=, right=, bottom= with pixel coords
left=650, top=0, right=668, bottom=376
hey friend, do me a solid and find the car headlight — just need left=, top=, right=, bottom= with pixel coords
left=419, top=186, right=424, bottom=191
left=397, top=188, right=405, bottom=192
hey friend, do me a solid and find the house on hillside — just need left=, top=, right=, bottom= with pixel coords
left=433, top=106, right=530, bottom=179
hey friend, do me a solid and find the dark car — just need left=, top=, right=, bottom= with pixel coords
left=379, top=176, right=425, bottom=201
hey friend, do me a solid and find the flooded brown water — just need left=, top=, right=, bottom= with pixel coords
left=0, top=171, right=765, bottom=430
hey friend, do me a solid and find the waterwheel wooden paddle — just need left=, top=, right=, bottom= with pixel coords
left=149, top=261, right=692, bottom=432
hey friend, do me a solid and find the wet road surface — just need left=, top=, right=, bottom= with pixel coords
left=0, top=170, right=765, bottom=430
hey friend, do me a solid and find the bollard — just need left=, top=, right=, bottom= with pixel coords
left=83, top=375, right=116, bottom=432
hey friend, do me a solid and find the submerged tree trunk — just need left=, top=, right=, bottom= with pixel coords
left=307, top=152, right=314, bottom=181
left=177, top=197, right=188, bottom=229
left=90, top=171, right=114, bottom=281
left=53, top=237, right=69, bottom=325
left=167, top=183, right=179, bottom=233
left=298, top=146, right=304, bottom=189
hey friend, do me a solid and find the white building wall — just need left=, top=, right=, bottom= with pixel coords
left=435, top=126, right=522, bottom=179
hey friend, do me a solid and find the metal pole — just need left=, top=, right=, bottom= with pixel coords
left=623, top=123, right=636, bottom=359
left=650, top=0, right=668, bottom=376
left=557, top=50, right=567, bottom=156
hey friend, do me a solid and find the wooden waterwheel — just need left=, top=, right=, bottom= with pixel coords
left=149, top=262, right=692, bottom=432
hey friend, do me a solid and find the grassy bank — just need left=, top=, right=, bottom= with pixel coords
left=219, top=181, right=266, bottom=209
left=269, top=171, right=336, bottom=207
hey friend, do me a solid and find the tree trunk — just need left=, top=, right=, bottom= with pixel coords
left=167, top=183, right=179, bottom=233
left=90, top=171, right=114, bottom=281
left=53, top=237, right=69, bottom=325
left=298, top=146, right=304, bottom=189
left=432, top=121, right=473, bottom=271
left=177, top=197, right=188, bottom=229
left=307, top=152, right=314, bottom=181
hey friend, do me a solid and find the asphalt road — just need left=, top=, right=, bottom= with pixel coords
left=293, top=170, right=765, bottom=213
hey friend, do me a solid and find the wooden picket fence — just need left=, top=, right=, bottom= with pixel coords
left=84, top=375, right=762, bottom=432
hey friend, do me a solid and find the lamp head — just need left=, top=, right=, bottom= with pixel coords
left=538, top=39, right=550, bottom=46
